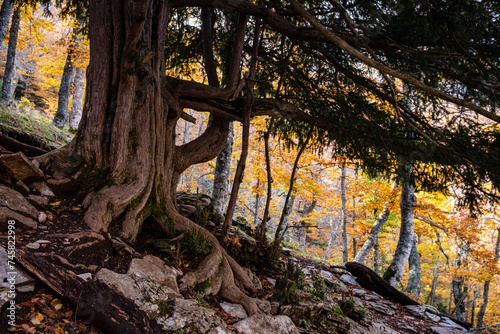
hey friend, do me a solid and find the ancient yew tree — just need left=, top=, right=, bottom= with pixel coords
left=32, top=0, right=500, bottom=314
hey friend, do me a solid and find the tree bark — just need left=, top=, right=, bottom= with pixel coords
left=67, top=67, right=86, bottom=130
left=341, top=163, right=348, bottom=263
left=373, top=243, right=380, bottom=274
left=0, top=7, right=20, bottom=105
left=258, top=117, right=274, bottom=243
left=384, top=165, right=416, bottom=287
left=405, top=235, right=421, bottom=298
left=325, top=217, right=340, bottom=260
left=35, top=0, right=259, bottom=316
left=52, top=25, right=81, bottom=128
left=211, top=122, right=233, bottom=215
left=476, top=228, right=500, bottom=329
left=354, top=206, right=390, bottom=264
left=0, top=0, right=14, bottom=44
left=452, top=242, right=470, bottom=322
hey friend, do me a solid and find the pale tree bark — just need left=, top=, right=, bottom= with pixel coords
left=253, top=179, right=261, bottom=226
left=373, top=243, right=380, bottom=273
left=282, top=194, right=295, bottom=243
left=0, top=7, right=20, bottom=105
left=211, top=123, right=233, bottom=216
left=67, top=67, right=86, bottom=130
left=296, top=200, right=316, bottom=246
left=325, top=217, right=341, bottom=260
left=425, top=265, right=440, bottom=306
left=405, top=235, right=421, bottom=298
left=384, top=165, right=416, bottom=287
left=0, top=0, right=14, bottom=44
left=476, top=227, right=500, bottom=330
left=354, top=206, right=390, bottom=264
left=52, top=24, right=82, bottom=128
left=341, top=163, right=348, bottom=263
left=258, top=118, right=274, bottom=243
left=452, top=242, right=470, bottom=321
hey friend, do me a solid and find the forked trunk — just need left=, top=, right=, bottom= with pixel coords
left=36, top=0, right=258, bottom=316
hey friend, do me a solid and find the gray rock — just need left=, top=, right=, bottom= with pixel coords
left=0, top=207, right=38, bottom=230
left=319, top=269, right=348, bottom=293
left=352, top=288, right=367, bottom=296
left=26, top=242, right=41, bottom=250
left=77, top=273, right=93, bottom=281
left=366, top=301, right=396, bottom=316
left=0, top=185, right=38, bottom=219
left=243, top=267, right=262, bottom=290
left=28, top=195, right=49, bottom=206
left=220, top=302, right=248, bottom=319
left=127, top=255, right=182, bottom=298
left=16, top=179, right=30, bottom=193
left=266, top=278, right=276, bottom=286
left=371, top=322, right=402, bottom=334
left=0, top=291, right=10, bottom=309
left=158, top=298, right=233, bottom=333
left=439, top=317, right=467, bottom=331
left=340, top=273, right=358, bottom=286
left=0, top=152, right=44, bottom=182
left=29, top=181, right=55, bottom=197
left=38, top=212, right=47, bottom=224
left=431, top=326, right=466, bottom=334
left=233, top=314, right=299, bottom=334
left=425, top=311, right=441, bottom=322
left=270, top=301, right=280, bottom=315
left=252, top=298, right=271, bottom=314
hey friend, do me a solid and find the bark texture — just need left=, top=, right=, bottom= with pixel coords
left=0, top=7, right=20, bottom=105
left=340, top=163, right=348, bottom=263
left=452, top=242, right=469, bottom=322
left=354, top=206, right=390, bottom=264
left=405, top=235, right=421, bottom=297
left=67, top=67, right=85, bottom=130
left=36, top=0, right=259, bottom=316
left=211, top=122, right=233, bottom=215
left=0, top=0, right=14, bottom=44
left=384, top=180, right=416, bottom=287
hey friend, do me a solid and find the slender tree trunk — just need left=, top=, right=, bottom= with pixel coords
left=406, top=235, right=421, bottom=297
left=452, top=242, right=469, bottom=321
left=222, top=17, right=261, bottom=240
left=373, top=243, right=380, bottom=273
left=258, top=117, right=274, bottom=243
left=52, top=24, right=82, bottom=128
left=211, top=124, right=233, bottom=215
left=425, top=266, right=440, bottom=305
left=384, top=165, right=416, bottom=287
left=354, top=206, right=390, bottom=264
left=476, top=228, right=500, bottom=330
left=341, top=163, right=348, bottom=263
left=0, top=7, right=20, bottom=105
left=273, top=127, right=313, bottom=254
left=0, top=0, right=14, bottom=44
left=296, top=200, right=316, bottom=246
left=253, top=179, right=261, bottom=226
left=282, top=194, right=295, bottom=243
left=325, top=217, right=340, bottom=260
left=67, top=67, right=86, bottom=129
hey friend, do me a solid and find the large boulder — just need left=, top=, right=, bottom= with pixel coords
left=0, top=186, right=38, bottom=229
left=232, top=314, right=299, bottom=334
left=0, top=152, right=44, bottom=182
left=158, top=298, right=233, bottom=333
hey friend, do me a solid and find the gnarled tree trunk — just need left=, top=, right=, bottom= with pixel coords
left=36, top=0, right=259, bottom=316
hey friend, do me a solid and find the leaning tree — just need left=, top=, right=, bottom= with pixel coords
left=33, top=0, right=500, bottom=315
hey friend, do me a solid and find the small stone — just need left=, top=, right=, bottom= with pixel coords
left=220, top=302, right=248, bottom=319
left=38, top=212, right=47, bottom=223
left=270, top=302, right=280, bottom=315
left=36, top=240, right=51, bottom=244
left=207, top=221, right=216, bottom=227
left=352, top=288, right=366, bottom=296
left=340, top=274, right=357, bottom=286
left=38, top=225, right=48, bottom=230
left=26, top=242, right=41, bottom=250
left=266, top=278, right=276, bottom=286
left=77, top=273, right=93, bottom=281
left=30, top=181, right=55, bottom=197
left=425, top=311, right=441, bottom=322
left=28, top=195, right=49, bottom=206
left=252, top=298, right=272, bottom=314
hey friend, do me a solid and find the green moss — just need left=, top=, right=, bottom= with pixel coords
left=77, top=164, right=111, bottom=191
left=382, top=266, right=396, bottom=281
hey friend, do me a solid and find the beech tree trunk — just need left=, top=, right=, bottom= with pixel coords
left=452, top=242, right=469, bottom=322
left=354, top=206, right=390, bottom=264
left=384, top=168, right=416, bottom=287
left=0, top=0, right=14, bottom=44
left=52, top=25, right=81, bottom=128
left=211, top=122, right=233, bottom=216
left=0, top=7, right=20, bottom=105
left=67, top=67, right=85, bottom=130
left=325, top=217, right=340, bottom=260
left=36, top=0, right=259, bottom=316
left=341, top=163, right=348, bottom=263
left=405, top=235, right=421, bottom=297
left=476, top=228, right=500, bottom=329
left=258, top=117, right=274, bottom=243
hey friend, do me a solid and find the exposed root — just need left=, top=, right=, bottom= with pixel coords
left=153, top=210, right=261, bottom=316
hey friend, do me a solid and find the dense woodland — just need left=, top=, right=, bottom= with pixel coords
left=1, top=0, right=500, bottom=332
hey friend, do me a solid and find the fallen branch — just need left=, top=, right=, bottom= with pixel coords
left=15, top=249, right=161, bottom=334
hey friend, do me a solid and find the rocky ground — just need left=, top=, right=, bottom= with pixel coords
left=0, top=149, right=471, bottom=334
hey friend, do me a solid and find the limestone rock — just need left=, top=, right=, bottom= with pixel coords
left=319, top=270, right=348, bottom=293
left=0, top=207, right=38, bottom=230
left=252, top=298, right=271, bottom=314
left=371, top=322, right=402, bottom=334
left=28, top=195, right=49, bottom=206
left=158, top=298, right=233, bottom=333
left=366, top=301, right=396, bottom=316
left=0, top=185, right=38, bottom=219
left=232, top=314, right=299, bottom=334
left=0, top=152, right=44, bottom=182
left=220, top=302, right=248, bottom=319
left=127, top=255, right=182, bottom=298
left=279, top=301, right=341, bottom=324
left=340, top=273, right=358, bottom=286
left=243, top=267, right=262, bottom=290
left=29, top=180, right=55, bottom=197
left=431, top=326, right=466, bottom=334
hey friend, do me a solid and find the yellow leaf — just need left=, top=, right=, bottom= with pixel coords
left=50, top=201, right=61, bottom=206
left=30, top=318, right=41, bottom=325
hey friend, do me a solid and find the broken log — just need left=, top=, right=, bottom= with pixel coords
left=16, top=249, right=162, bottom=334
left=0, top=133, right=48, bottom=156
